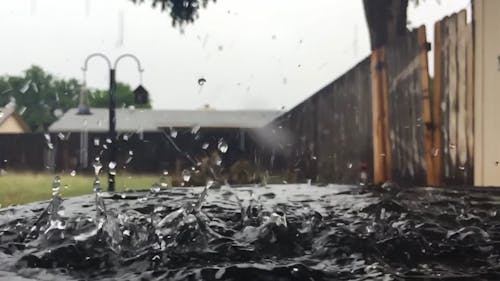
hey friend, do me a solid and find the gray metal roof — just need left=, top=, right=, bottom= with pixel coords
left=49, top=108, right=282, bottom=132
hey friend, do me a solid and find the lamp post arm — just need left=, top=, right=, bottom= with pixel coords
left=113, top=53, right=144, bottom=83
left=81, top=53, right=112, bottom=72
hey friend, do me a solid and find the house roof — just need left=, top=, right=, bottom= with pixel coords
left=0, top=106, right=31, bottom=132
left=48, top=108, right=282, bottom=132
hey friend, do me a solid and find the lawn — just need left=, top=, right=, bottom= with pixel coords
left=0, top=172, right=165, bottom=207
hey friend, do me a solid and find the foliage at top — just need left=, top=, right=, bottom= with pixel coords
left=0, top=66, right=152, bottom=131
left=130, top=0, right=215, bottom=28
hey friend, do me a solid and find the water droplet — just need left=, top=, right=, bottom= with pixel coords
left=93, top=158, right=103, bottom=176
left=202, top=142, right=209, bottom=150
left=217, top=45, right=223, bottom=51
left=182, top=169, right=191, bottom=182
left=57, top=132, right=65, bottom=140
left=150, top=182, right=161, bottom=193
left=198, top=78, right=206, bottom=86
left=93, top=177, right=101, bottom=193
left=108, top=161, right=117, bottom=170
left=70, top=170, right=76, bottom=177
left=348, top=163, right=353, bottom=169
left=128, top=150, right=134, bottom=156
left=217, top=139, right=228, bottom=153
left=19, top=106, right=27, bottom=115
left=191, top=124, right=201, bottom=134
left=123, top=134, right=129, bottom=141
left=170, top=128, right=178, bottom=138
left=20, top=80, right=31, bottom=93
left=106, top=138, right=112, bottom=144
left=495, top=161, right=499, bottom=167
left=52, top=176, right=61, bottom=196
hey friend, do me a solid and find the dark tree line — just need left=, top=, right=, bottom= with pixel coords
left=0, top=66, right=151, bottom=131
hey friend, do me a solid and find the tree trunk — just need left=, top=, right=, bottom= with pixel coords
left=363, top=0, right=409, bottom=50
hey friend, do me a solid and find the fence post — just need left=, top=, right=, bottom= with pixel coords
left=417, top=26, right=437, bottom=185
left=371, top=48, right=391, bottom=184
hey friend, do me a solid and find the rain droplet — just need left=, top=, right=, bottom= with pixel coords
left=31, top=82, right=38, bottom=93
left=70, top=170, right=76, bottom=177
left=182, top=169, right=191, bottom=182
left=191, top=124, right=201, bottom=134
left=108, top=161, right=117, bottom=170
left=19, top=106, right=27, bottom=115
left=106, top=138, right=112, bottom=144
left=496, top=161, right=500, bottom=167
left=93, top=177, right=101, bottom=193
left=129, top=150, right=134, bottom=156
left=93, top=158, right=103, bottom=176
left=123, top=134, right=129, bottom=141
left=170, top=128, right=178, bottom=138
left=198, top=78, right=206, bottom=86
left=52, top=176, right=61, bottom=196
left=150, top=182, right=161, bottom=193
left=202, top=142, right=209, bottom=150
left=217, top=139, right=228, bottom=153
left=20, top=80, right=31, bottom=93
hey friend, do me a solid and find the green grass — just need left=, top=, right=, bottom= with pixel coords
left=0, top=172, right=167, bottom=207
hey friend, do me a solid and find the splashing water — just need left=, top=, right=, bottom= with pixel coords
left=182, top=169, right=191, bottom=182
left=160, top=170, right=169, bottom=188
left=217, top=139, right=228, bottom=153
left=93, top=157, right=103, bottom=176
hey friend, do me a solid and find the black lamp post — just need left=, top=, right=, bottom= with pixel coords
left=81, top=53, right=148, bottom=191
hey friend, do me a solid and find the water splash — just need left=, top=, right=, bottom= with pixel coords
left=93, top=157, right=103, bottom=176
left=182, top=169, right=191, bottom=182
left=217, top=139, right=228, bottom=153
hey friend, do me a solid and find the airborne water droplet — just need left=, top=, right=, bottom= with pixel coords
left=170, top=128, right=178, bottom=138
left=202, top=142, right=209, bottom=150
left=52, top=176, right=61, bottom=196
left=20, top=80, right=31, bottom=93
left=217, top=139, right=228, bottom=153
left=182, top=169, right=191, bottom=182
left=191, top=124, right=201, bottom=134
left=93, top=158, right=103, bottom=176
left=70, top=170, right=76, bottom=177
left=198, top=78, right=206, bottom=86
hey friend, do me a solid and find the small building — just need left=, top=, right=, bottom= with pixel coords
left=48, top=108, right=282, bottom=180
left=0, top=106, right=31, bottom=134
left=473, top=0, right=500, bottom=185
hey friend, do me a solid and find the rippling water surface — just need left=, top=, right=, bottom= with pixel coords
left=2, top=184, right=500, bottom=280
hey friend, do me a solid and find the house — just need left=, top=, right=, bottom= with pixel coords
left=473, top=0, right=500, bottom=185
left=0, top=105, right=31, bottom=134
left=48, top=108, right=282, bottom=179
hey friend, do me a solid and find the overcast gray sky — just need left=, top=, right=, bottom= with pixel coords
left=0, top=0, right=470, bottom=110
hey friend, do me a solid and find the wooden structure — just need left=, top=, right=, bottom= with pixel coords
left=433, top=10, right=475, bottom=185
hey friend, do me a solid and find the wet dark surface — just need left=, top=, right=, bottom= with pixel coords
left=2, top=184, right=500, bottom=280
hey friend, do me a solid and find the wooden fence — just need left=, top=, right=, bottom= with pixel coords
left=268, top=58, right=372, bottom=184
left=371, top=26, right=434, bottom=185
left=434, top=10, right=474, bottom=185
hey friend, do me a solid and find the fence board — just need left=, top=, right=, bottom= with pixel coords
left=435, top=9, right=474, bottom=185
left=383, top=28, right=427, bottom=184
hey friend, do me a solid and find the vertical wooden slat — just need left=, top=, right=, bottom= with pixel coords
left=371, top=48, right=391, bottom=184
left=465, top=23, right=474, bottom=182
left=417, top=26, right=436, bottom=185
left=447, top=14, right=459, bottom=182
left=433, top=20, right=443, bottom=185
left=457, top=10, right=468, bottom=182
